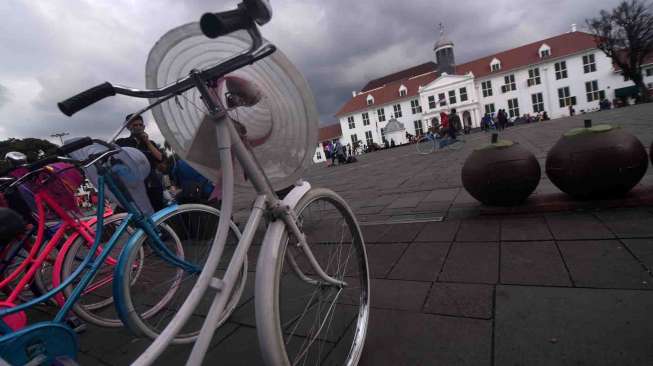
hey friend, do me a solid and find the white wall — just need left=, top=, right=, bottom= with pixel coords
left=338, top=96, right=425, bottom=147
left=474, top=50, right=639, bottom=119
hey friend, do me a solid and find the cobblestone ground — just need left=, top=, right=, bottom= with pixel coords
left=67, top=103, right=653, bottom=365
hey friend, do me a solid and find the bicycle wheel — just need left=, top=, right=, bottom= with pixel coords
left=256, top=187, right=370, bottom=366
left=60, top=213, right=137, bottom=327
left=415, top=138, right=435, bottom=155
left=116, top=204, right=245, bottom=343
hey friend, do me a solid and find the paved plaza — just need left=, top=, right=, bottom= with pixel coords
left=67, top=103, right=653, bottom=365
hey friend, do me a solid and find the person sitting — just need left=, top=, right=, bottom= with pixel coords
left=162, top=156, right=215, bottom=205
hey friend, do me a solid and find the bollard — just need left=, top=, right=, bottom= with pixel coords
left=491, top=133, right=498, bottom=143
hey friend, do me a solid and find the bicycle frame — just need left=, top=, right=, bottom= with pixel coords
left=0, top=158, right=199, bottom=335
left=0, top=190, right=97, bottom=306
left=130, top=64, right=345, bottom=366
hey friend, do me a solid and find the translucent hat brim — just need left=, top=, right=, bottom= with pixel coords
left=145, top=23, right=318, bottom=190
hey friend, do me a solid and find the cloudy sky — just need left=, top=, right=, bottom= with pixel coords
left=0, top=0, right=624, bottom=145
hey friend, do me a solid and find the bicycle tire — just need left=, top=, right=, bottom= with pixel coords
left=416, top=138, right=435, bottom=155
left=59, top=213, right=139, bottom=327
left=256, top=188, right=370, bottom=366
left=115, top=204, right=246, bottom=343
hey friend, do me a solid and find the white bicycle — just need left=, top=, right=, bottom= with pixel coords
left=57, top=1, right=370, bottom=365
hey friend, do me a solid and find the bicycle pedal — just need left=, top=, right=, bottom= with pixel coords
left=66, top=318, right=87, bottom=333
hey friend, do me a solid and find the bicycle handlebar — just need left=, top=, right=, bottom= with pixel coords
left=58, top=82, right=116, bottom=117
left=57, top=1, right=275, bottom=117
left=200, top=7, right=252, bottom=39
left=56, top=137, right=93, bottom=155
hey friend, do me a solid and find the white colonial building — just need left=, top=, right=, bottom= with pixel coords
left=333, top=25, right=653, bottom=149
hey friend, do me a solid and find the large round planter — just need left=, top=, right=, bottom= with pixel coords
left=545, top=124, right=648, bottom=199
left=462, top=139, right=541, bottom=206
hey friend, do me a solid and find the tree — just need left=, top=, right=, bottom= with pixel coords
left=0, top=138, right=58, bottom=171
left=587, top=0, right=653, bottom=103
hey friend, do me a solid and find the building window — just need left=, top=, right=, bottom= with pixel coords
left=501, top=74, right=516, bottom=93
left=459, top=87, right=468, bottom=102
left=351, top=134, right=359, bottom=146
left=347, top=116, right=355, bottom=129
left=554, top=61, right=568, bottom=80
left=585, top=80, right=605, bottom=102
left=393, top=104, right=402, bottom=118
left=558, top=86, right=575, bottom=108
left=540, top=49, right=550, bottom=58
left=583, top=54, right=596, bottom=73
left=410, top=99, right=422, bottom=114
left=366, top=95, right=374, bottom=105
left=428, top=95, right=436, bottom=109
left=365, top=131, right=373, bottom=146
left=362, top=112, right=370, bottom=126
left=490, top=58, right=501, bottom=72
left=481, top=81, right=493, bottom=97
left=484, top=103, right=495, bottom=115
left=527, top=67, right=541, bottom=86
left=507, top=98, right=520, bottom=118
left=414, top=120, right=423, bottom=135
left=377, top=108, right=386, bottom=122
left=646, top=68, right=653, bottom=77
left=316, top=151, right=321, bottom=160
left=438, top=93, right=446, bottom=106
left=399, top=89, right=407, bottom=97
left=531, top=93, right=544, bottom=113
left=448, top=90, right=456, bottom=105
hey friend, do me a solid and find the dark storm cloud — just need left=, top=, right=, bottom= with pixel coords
left=0, top=0, right=624, bottom=142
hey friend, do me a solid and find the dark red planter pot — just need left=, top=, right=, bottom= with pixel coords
left=462, top=140, right=541, bottom=206
left=545, top=124, right=648, bottom=199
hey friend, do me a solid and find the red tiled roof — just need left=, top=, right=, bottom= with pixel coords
left=318, top=124, right=342, bottom=142
left=456, top=31, right=599, bottom=78
left=361, top=62, right=437, bottom=92
left=336, top=71, right=439, bottom=117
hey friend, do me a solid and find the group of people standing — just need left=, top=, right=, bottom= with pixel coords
left=324, top=140, right=357, bottom=166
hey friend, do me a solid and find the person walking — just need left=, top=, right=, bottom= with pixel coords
left=449, top=109, right=462, bottom=139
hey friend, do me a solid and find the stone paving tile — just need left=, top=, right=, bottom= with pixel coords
left=365, top=243, right=409, bottom=278
left=501, top=217, right=553, bottom=241
left=455, top=219, right=500, bottom=242
left=388, top=242, right=451, bottom=281
left=360, top=224, right=391, bottom=243
left=495, top=285, right=653, bottom=366
left=545, top=213, right=614, bottom=240
left=595, top=209, right=653, bottom=238
left=369, top=279, right=431, bottom=311
left=375, top=222, right=426, bottom=243
left=414, top=220, right=460, bottom=242
left=622, top=238, right=653, bottom=270
left=423, top=188, right=460, bottom=202
left=359, top=309, right=492, bottom=366
left=386, top=192, right=429, bottom=209
left=354, top=204, right=387, bottom=215
left=558, top=240, right=653, bottom=289
left=439, top=242, right=499, bottom=284
left=423, top=283, right=494, bottom=319
left=204, top=326, right=266, bottom=365
left=414, top=200, right=451, bottom=213
left=501, top=241, right=571, bottom=286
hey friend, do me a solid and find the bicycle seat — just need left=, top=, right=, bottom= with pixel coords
left=0, top=207, right=24, bottom=243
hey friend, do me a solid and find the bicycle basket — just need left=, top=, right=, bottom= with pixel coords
left=12, top=163, right=83, bottom=220
left=66, top=141, right=154, bottom=215
left=146, top=23, right=318, bottom=191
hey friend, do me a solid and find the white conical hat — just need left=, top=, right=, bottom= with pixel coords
left=145, top=23, right=318, bottom=190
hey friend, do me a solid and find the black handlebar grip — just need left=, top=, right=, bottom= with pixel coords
left=56, top=137, right=93, bottom=156
left=200, top=7, right=252, bottom=39
left=58, top=82, right=116, bottom=117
